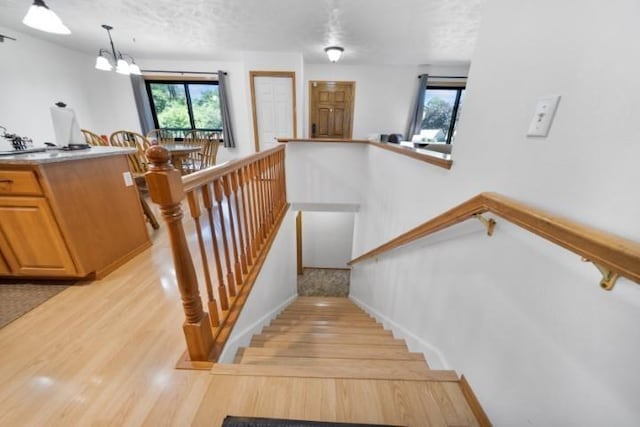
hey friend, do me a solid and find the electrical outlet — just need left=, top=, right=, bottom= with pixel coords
left=122, top=171, right=133, bottom=187
left=527, top=95, right=561, bottom=137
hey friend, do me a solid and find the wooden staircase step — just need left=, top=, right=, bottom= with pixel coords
left=261, top=325, right=393, bottom=336
left=210, top=363, right=457, bottom=382
left=293, top=296, right=355, bottom=305
left=283, top=307, right=367, bottom=315
left=237, top=355, right=430, bottom=371
left=276, top=314, right=375, bottom=322
left=269, top=319, right=381, bottom=328
left=239, top=345, right=425, bottom=361
left=251, top=332, right=403, bottom=346
left=249, top=341, right=407, bottom=353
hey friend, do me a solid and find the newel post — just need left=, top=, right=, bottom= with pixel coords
left=145, top=145, right=214, bottom=362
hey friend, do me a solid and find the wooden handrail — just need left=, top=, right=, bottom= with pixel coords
left=145, top=144, right=289, bottom=367
left=349, top=192, right=640, bottom=290
left=277, top=138, right=453, bottom=170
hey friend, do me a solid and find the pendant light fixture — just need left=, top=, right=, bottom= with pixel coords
left=324, top=46, right=344, bottom=63
left=22, top=0, right=71, bottom=35
left=94, top=25, right=141, bottom=76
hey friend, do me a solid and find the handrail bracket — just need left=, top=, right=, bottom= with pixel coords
left=582, top=258, right=620, bottom=291
left=474, top=214, right=496, bottom=236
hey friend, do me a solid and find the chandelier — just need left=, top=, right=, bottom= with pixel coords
left=95, top=25, right=141, bottom=75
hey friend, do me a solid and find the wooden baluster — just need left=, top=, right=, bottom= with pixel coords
left=263, top=155, right=273, bottom=227
left=144, top=145, right=213, bottom=362
left=213, top=178, right=236, bottom=297
left=222, top=174, right=243, bottom=286
left=268, top=153, right=276, bottom=225
left=258, top=158, right=268, bottom=241
left=280, top=149, right=287, bottom=209
left=201, top=184, right=229, bottom=311
left=245, top=165, right=259, bottom=260
left=232, top=170, right=249, bottom=274
left=239, top=166, right=255, bottom=266
left=186, top=190, right=219, bottom=327
left=251, top=162, right=264, bottom=248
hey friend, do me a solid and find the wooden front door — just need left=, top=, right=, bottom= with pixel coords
left=309, top=81, right=355, bottom=139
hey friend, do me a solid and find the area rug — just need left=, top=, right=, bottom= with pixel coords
left=0, top=282, right=72, bottom=329
left=297, top=268, right=350, bottom=297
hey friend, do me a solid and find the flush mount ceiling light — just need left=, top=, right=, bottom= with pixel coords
left=22, top=0, right=71, bottom=35
left=95, top=25, right=141, bottom=76
left=324, top=46, right=344, bottom=63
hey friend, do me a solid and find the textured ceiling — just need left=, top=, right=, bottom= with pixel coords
left=0, top=0, right=485, bottom=65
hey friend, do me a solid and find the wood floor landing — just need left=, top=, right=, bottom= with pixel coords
left=192, top=297, right=485, bottom=426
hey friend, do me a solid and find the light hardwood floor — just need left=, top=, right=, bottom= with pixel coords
left=0, top=210, right=214, bottom=426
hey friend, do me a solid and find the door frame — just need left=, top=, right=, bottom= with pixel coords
left=250, top=71, right=297, bottom=152
left=308, top=80, right=356, bottom=139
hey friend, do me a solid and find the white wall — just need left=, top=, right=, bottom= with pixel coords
left=302, top=211, right=355, bottom=269
left=0, top=25, right=98, bottom=150
left=218, top=209, right=298, bottom=363
left=346, top=0, right=640, bottom=425
left=285, top=141, right=366, bottom=205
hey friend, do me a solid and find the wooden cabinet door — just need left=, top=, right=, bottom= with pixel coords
left=0, top=197, right=77, bottom=276
left=310, top=81, right=355, bottom=139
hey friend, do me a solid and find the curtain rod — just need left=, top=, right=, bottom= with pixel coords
left=418, top=74, right=466, bottom=79
left=140, top=70, right=227, bottom=75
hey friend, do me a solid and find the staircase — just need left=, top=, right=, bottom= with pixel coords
left=192, top=297, right=490, bottom=426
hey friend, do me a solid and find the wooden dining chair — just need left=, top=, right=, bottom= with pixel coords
left=109, top=130, right=150, bottom=173
left=109, top=131, right=159, bottom=230
left=184, top=130, right=221, bottom=172
left=81, top=129, right=109, bottom=146
left=146, top=129, right=175, bottom=146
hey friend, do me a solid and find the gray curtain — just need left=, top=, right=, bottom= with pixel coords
left=218, top=70, right=236, bottom=148
left=130, top=74, right=155, bottom=135
left=405, top=74, right=428, bottom=140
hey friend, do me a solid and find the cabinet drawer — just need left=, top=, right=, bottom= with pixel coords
left=0, top=170, right=43, bottom=196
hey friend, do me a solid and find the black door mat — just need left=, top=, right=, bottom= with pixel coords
left=222, top=416, right=403, bottom=427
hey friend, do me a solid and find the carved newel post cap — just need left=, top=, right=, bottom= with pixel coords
left=146, top=144, right=172, bottom=171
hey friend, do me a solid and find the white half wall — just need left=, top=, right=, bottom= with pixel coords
left=302, top=211, right=355, bottom=269
left=218, top=209, right=297, bottom=363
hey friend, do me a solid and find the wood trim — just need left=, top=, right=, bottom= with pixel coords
left=277, top=138, right=453, bottom=170
left=250, top=71, right=297, bottom=153
left=296, top=211, right=303, bottom=275
left=348, top=192, right=640, bottom=288
left=302, top=267, right=351, bottom=271
left=460, top=375, right=492, bottom=427
left=308, top=81, right=356, bottom=139
left=371, top=140, right=452, bottom=170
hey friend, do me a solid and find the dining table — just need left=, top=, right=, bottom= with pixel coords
left=161, top=143, right=202, bottom=174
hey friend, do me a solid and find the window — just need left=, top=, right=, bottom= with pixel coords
left=420, top=86, right=465, bottom=144
left=145, top=80, right=222, bottom=135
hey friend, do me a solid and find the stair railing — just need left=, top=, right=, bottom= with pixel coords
left=349, top=192, right=640, bottom=291
left=145, top=144, right=288, bottom=366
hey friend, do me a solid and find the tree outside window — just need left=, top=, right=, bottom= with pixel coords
left=146, top=80, right=222, bottom=134
left=420, top=86, right=465, bottom=144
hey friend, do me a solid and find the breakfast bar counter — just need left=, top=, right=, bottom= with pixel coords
left=0, top=147, right=151, bottom=279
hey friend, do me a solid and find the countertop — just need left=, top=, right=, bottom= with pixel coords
left=0, top=146, right=136, bottom=165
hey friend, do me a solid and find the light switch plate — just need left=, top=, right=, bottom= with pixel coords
left=527, top=95, right=561, bottom=137
left=123, top=171, right=134, bottom=187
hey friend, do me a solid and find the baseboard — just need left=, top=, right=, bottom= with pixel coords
left=349, top=295, right=450, bottom=370
left=217, top=294, right=297, bottom=363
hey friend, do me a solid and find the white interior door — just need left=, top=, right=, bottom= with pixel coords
left=253, top=76, right=295, bottom=151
